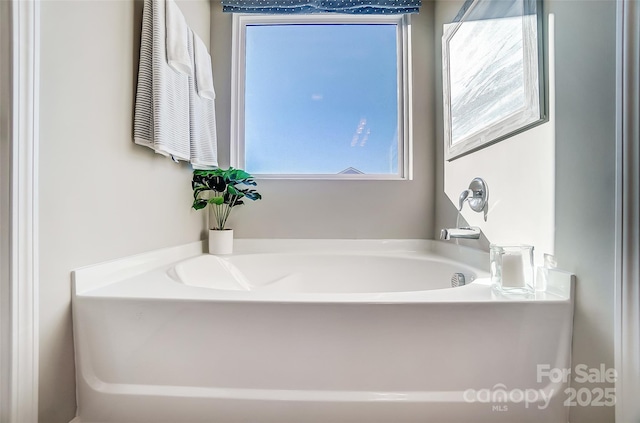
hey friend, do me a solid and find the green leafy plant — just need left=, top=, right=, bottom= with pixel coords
left=192, top=168, right=262, bottom=230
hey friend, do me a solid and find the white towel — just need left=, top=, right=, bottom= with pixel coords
left=193, top=33, right=216, bottom=100
left=165, top=0, right=191, bottom=75
left=133, top=0, right=190, bottom=161
left=188, top=30, right=219, bottom=169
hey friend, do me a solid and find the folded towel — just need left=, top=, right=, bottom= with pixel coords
left=188, top=29, right=219, bottom=169
left=134, top=0, right=191, bottom=161
left=192, top=32, right=216, bottom=100
left=165, top=0, right=191, bottom=75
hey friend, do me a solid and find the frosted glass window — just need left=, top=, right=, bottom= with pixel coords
left=231, top=15, right=411, bottom=179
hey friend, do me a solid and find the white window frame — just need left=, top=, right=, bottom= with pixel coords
left=230, top=13, right=413, bottom=180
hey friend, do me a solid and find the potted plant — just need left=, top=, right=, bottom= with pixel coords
left=192, top=168, right=261, bottom=254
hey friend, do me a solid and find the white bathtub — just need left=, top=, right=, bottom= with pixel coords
left=72, top=240, right=574, bottom=423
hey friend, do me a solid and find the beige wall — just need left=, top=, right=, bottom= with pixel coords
left=38, top=1, right=210, bottom=422
left=210, top=1, right=436, bottom=239
left=434, top=1, right=617, bottom=422
left=550, top=2, right=616, bottom=422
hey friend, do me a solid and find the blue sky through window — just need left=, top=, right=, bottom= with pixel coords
left=244, top=23, right=399, bottom=175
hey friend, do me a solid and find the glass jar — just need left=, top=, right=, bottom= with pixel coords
left=490, top=244, right=535, bottom=295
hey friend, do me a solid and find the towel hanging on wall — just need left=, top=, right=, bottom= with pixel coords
left=133, top=0, right=191, bottom=161
left=188, top=30, right=219, bottom=169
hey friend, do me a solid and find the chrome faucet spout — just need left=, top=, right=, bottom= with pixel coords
left=440, top=226, right=481, bottom=240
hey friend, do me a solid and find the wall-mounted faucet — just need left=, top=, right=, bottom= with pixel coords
left=458, top=177, right=489, bottom=220
left=440, top=178, right=488, bottom=241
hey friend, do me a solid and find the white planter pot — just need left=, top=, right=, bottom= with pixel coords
left=208, top=229, right=233, bottom=255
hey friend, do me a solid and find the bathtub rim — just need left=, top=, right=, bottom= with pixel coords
left=71, top=239, right=573, bottom=304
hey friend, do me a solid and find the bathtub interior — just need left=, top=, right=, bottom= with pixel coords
left=173, top=252, right=482, bottom=293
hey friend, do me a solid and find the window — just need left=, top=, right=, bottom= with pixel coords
left=231, top=14, right=412, bottom=179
